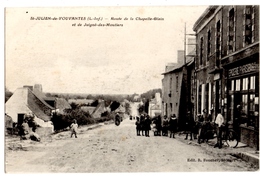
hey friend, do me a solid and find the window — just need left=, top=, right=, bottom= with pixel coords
left=242, top=78, right=248, bottom=90
left=198, top=85, right=202, bottom=114
left=244, top=6, right=253, bottom=45
left=235, top=79, right=240, bottom=91
left=216, top=20, right=221, bottom=59
left=242, top=94, right=248, bottom=118
left=228, top=8, right=235, bottom=53
left=205, top=83, right=209, bottom=111
left=207, top=29, right=211, bottom=59
left=231, top=80, right=235, bottom=91
left=200, top=37, right=204, bottom=65
left=176, top=74, right=179, bottom=92
left=218, top=81, right=221, bottom=109
left=170, top=77, right=172, bottom=90
left=250, top=76, right=255, bottom=89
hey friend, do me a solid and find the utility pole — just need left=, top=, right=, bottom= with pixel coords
left=184, top=23, right=187, bottom=65
left=183, top=23, right=196, bottom=119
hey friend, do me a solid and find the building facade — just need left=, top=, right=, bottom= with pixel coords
left=162, top=43, right=195, bottom=130
left=193, top=5, right=259, bottom=149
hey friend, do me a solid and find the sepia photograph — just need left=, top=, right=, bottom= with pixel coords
left=3, top=1, right=260, bottom=173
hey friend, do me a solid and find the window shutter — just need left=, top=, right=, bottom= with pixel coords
left=215, top=23, right=217, bottom=53
left=227, top=10, right=230, bottom=54
left=252, top=6, right=255, bottom=43
left=233, top=7, right=236, bottom=51
left=243, top=6, right=246, bottom=47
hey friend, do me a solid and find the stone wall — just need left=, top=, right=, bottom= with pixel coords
left=240, top=126, right=259, bottom=150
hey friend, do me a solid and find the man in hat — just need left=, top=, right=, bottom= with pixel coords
left=185, top=111, right=194, bottom=140
left=169, top=114, right=178, bottom=138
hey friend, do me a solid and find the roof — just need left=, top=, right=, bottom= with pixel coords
left=30, top=89, right=55, bottom=110
left=68, top=99, right=95, bottom=105
left=55, top=98, right=71, bottom=111
left=27, top=88, right=54, bottom=122
left=162, top=58, right=194, bottom=75
left=81, top=106, right=96, bottom=114
left=193, top=6, right=219, bottom=31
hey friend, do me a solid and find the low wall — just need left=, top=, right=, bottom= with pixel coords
left=35, top=127, right=53, bottom=141
left=240, top=125, right=259, bottom=150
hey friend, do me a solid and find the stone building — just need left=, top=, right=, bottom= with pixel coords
left=161, top=39, right=196, bottom=130
left=193, top=5, right=259, bottom=149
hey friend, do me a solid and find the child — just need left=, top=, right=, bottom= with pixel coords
left=70, top=119, right=78, bottom=138
left=135, top=117, right=141, bottom=136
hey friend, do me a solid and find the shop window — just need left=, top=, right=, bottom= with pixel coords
left=249, top=94, right=255, bottom=111
left=241, top=95, right=248, bottom=124
left=235, top=79, right=240, bottom=91
left=231, top=80, right=235, bottom=91
left=248, top=94, right=256, bottom=127
left=230, top=95, right=234, bottom=121
left=242, top=77, right=248, bottom=90
left=250, top=76, right=255, bottom=89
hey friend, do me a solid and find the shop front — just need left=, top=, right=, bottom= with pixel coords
left=222, top=45, right=259, bottom=150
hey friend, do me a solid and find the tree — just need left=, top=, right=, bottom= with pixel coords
left=5, top=87, right=13, bottom=102
left=70, top=102, right=78, bottom=110
left=110, top=101, right=120, bottom=111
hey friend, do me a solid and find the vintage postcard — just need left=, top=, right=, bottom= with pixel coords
left=3, top=3, right=259, bottom=173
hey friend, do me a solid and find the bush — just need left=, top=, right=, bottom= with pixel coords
left=51, top=108, right=117, bottom=132
left=51, top=113, right=71, bottom=131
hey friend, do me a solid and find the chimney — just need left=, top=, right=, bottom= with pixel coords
left=177, top=50, right=185, bottom=65
left=23, top=85, right=33, bottom=91
left=34, top=84, right=43, bottom=92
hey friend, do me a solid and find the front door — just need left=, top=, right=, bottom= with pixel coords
left=17, top=114, right=25, bottom=125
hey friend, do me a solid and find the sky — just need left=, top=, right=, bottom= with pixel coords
left=5, top=5, right=207, bottom=95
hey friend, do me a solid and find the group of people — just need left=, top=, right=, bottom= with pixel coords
left=135, top=114, right=152, bottom=137
left=135, top=114, right=178, bottom=138
left=134, top=108, right=225, bottom=149
left=184, top=109, right=225, bottom=149
left=18, top=117, right=41, bottom=142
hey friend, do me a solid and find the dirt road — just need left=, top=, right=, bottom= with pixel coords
left=5, top=118, right=257, bottom=173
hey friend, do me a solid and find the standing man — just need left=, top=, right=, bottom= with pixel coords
left=185, top=111, right=194, bottom=140
left=70, top=119, right=78, bottom=138
left=144, top=115, right=151, bottom=137
left=19, top=119, right=30, bottom=140
left=234, top=105, right=242, bottom=141
left=169, top=114, right=177, bottom=138
left=140, top=114, right=145, bottom=136
left=214, top=109, right=225, bottom=148
left=156, top=115, right=162, bottom=136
